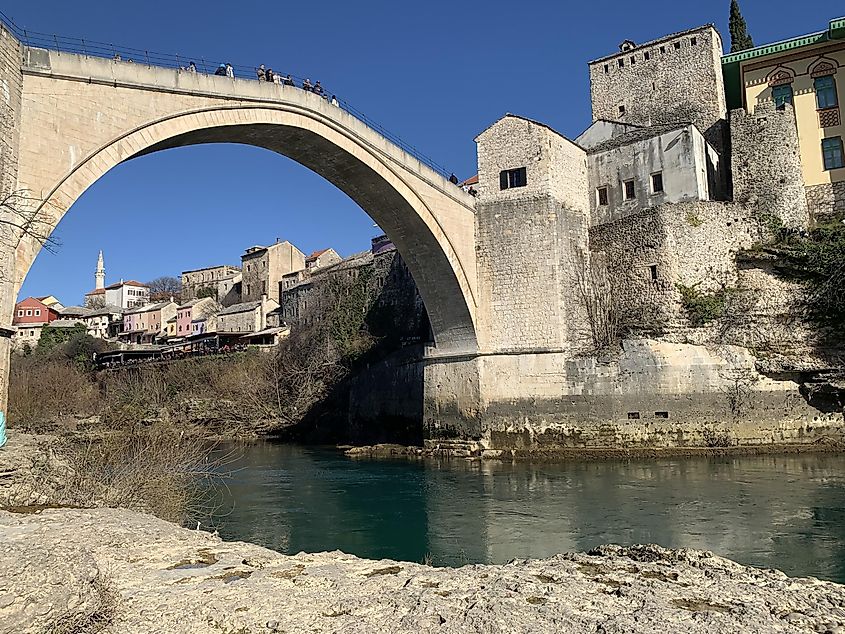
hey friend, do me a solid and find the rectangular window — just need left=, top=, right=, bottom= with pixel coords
left=618, top=105, right=626, bottom=115
left=604, top=63, right=609, bottom=73
left=822, top=137, right=844, bottom=170
left=617, top=58, right=624, bottom=68
left=499, top=167, right=527, bottom=190
left=659, top=46, right=665, bottom=54
left=644, top=51, right=650, bottom=60
left=630, top=56, right=636, bottom=64
left=690, top=37, right=697, bottom=45
left=772, top=84, right=793, bottom=110
left=651, top=172, right=664, bottom=193
left=597, top=187, right=609, bottom=206
left=25, top=309, right=31, bottom=316
left=34, top=309, right=40, bottom=316
left=655, top=411, right=669, bottom=419
left=815, top=75, right=838, bottom=109
left=673, top=41, right=681, bottom=50
left=623, top=179, right=635, bottom=200
left=649, top=264, right=658, bottom=280
left=627, top=412, right=640, bottom=420
left=16, top=310, right=22, bottom=317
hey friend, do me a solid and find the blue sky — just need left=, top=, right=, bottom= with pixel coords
left=11, top=0, right=842, bottom=304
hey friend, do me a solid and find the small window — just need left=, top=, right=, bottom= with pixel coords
left=604, top=63, right=609, bottom=73
left=618, top=58, right=624, bottom=68
left=630, top=56, right=636, bottom=64
left=815, top=75, right=838, bottom=109
left=499, top=167, right=527, bottom=190
left=652, top=82, right=656, bottom=91
left=25, top=309, right=31, bottom=316
left=673, top=41, right=681, bottom=50
left=644, top=51, right=650, bottom=61
left=618, top=105, right=626, bottom=115
left=651, top=172, right=664, bottom=193
left=16, top=310, right=22, bottom=317
left=34, top=309, right=40, bottom=316
left=659, top=45, right=666, bottom=54
left=822, top=137, right=844, bottom=170
left=627, top=412, right=640, bottom=420
left=655, top=411, right=669, bottom=419
left=623, top=179, right=635, bottom=200
left=772, top=84, right=793, bottom=110
left=649, top=264, right=658, bottom=280
left=690, top=37, right=697, bottom=45
left=597, top=187, right=609, bottom=206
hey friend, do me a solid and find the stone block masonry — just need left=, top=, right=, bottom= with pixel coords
left=588, top=25, right=727, bottom=153
left=806, top=182, right=845, bottom=221
left=729, top=102, right=809, bottom=229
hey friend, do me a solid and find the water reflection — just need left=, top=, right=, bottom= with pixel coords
left=204, top=444, right=845, bottom=582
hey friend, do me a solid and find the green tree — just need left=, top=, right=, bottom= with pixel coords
left=36, top=323, right=88, bottom=354
left=729, top=0, right=754, bottom=53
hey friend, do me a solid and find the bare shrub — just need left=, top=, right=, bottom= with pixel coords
left=8, top=358, right=99, bottom=428
left=55, top=425, right=233, bottom=525
left=574, top=251, right=620, bottom=352
left=49, top=568, right=119, bottom=634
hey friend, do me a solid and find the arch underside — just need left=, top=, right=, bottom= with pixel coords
left=29, top=117, right=477, bottom=351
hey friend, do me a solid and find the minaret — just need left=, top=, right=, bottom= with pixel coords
left=95, top=250, right=105, bottom=290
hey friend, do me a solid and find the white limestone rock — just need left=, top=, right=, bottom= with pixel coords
left=1, top=507, right=845, bottom=633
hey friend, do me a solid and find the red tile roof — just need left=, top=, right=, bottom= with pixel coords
left=104, top=280, right=148, bottom=290
left=85, top=288, right=106, bottom=295
left=460, top=175, right=479, bottom=186
left=306, top=248, right=331, bottom=262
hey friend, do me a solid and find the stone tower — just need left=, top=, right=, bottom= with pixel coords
left=95, top=250, right=105, bottom=290
left=587, top=25, right=727, bottom=152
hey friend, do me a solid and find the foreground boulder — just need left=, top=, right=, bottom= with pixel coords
left=1, top=508, right=845, bottom=633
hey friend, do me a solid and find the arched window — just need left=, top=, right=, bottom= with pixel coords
left=772, top=84, right=794, bottom=110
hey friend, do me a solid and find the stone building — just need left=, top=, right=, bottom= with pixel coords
left=577, top=121, right=724, bottom=225
left=240, top=240, right=305, bottom=303
left=281, top=236, right=428, bottom=344
left=216, top=296, right=280, bottom=336
left=722, top=16, right=845, bottom=219
left=588, top=25, right=728, bottom=152
left=120, top=300, right=177, bottom=344
left=305, top=248, right=341, bottom=271
left=181, top=264, right=241, bottom=305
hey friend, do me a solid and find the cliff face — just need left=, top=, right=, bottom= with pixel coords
left=2, top=507, right=845, bottom=633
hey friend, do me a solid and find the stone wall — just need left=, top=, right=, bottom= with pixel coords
left=474, top=115, right=590, bottom=353
left=423, top=341, right=842, bottom=449
left=0, top=25, right=22, bottom=415
left=729, top=103, right=809, bottom=229
left=589, top=200, right=759, bottom=331
left=588, top=25, right=727, bottom=152
left=806, top=182, right=845, bottom=221
left=181, top=265, right=240, bottom=302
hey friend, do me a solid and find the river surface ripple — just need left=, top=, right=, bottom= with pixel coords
left=203, top=443, right=845, bottom=582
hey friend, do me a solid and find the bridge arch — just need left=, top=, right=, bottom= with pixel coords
left=14, top=55, right=478, bottom=351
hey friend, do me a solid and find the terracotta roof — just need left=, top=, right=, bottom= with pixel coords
left=306, top=248, right=331, bottom=261
left=459, top=175, right=478, bottom=186
left=85, top=288, right=106, bottom=296
left=105, top=280, right=148, bottom=290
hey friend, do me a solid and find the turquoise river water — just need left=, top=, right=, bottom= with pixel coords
left=204, top=443, right=845, bottom=583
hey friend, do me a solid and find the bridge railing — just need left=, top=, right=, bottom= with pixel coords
left=0, top=11, right=455, bottom=180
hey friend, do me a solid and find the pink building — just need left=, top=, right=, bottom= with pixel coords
left=176, top=297, right=216, bottom=338
left=120, top=300, right=177, bottom=344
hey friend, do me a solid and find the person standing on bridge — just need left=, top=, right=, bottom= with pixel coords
left=187, top=61, right=197, bottom=73
left=302, top=78, right=313, bottom=92
left=283, top=74, right=295, bottom=87
left=266, top=68, right=275, bottom=83
left=257, top=64, right=266, bottom=82
left=226, top=63, right=234, bottom=78
left=313, top=81, right=325, bottom=97
left=215, top=63, right=227, bottom=76
left=330, top=95, right=339, bottom=106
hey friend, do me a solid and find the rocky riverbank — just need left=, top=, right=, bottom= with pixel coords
left=2, top=507, right=845, bottom=633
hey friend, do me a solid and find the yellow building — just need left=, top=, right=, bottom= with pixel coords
left=723, top=17, right=845, bottom=217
